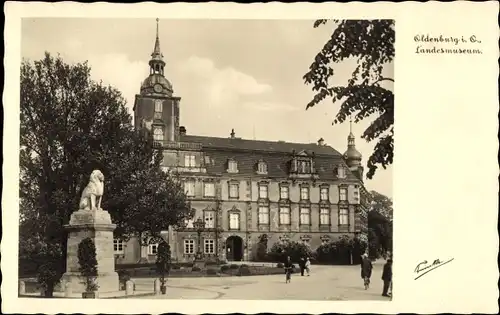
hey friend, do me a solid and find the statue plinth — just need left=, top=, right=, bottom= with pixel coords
left=62, top=209, right=119, bottom=294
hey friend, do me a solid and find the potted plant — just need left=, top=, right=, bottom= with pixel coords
left=155, top=240, right=171, bottom=295
left=77, top=238, right=99, bottom=298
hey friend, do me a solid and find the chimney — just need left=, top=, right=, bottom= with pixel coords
left=318, top=137, right=324, bottom=146
left=179, top=126, right=186, bottom=136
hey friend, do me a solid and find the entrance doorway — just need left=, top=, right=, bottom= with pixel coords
left=225, top=236, right=244, bottom=261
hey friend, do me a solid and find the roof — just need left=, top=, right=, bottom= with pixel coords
left=178, top=134, right=360, bottom=182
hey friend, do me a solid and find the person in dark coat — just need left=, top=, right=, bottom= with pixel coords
left=360, top=253, right=373, bottom=289
left=299, top=257, right=306, bottom=276
left=381, top=258, right=393, bottom=297
left=284, top=256, right=293, bottom=283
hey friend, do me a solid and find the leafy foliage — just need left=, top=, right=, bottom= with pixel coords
left=19, top=53, right=192, bottom=295
left=268, top=241, right=313, bottom=263
left=155, top=240, right=171, bottom=287
left=315, top=234, right=368, bottom=265
left=254, top=234, right=269, bottom=261
left=367, top=190, right=393, bottom=258
left=77, top=238, right=99, bottom=292
left=303, top=19, right=395, bottom=179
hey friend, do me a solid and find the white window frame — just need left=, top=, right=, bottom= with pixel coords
left=153, top=127, right=164, bottom=141
left=184, top=154, right=196, bottom=167
left=338, top=166, right=346, bottom=178
left=320, top=207, right=330, bottom=225
left=339, top=207, right=349, bottom=225
left=280, top=186, right=289, bottom=199
left=259, top=184, right=268, bottom=199
left=184, top=181, right=195, bottom=197
left=229, top=183, right=239, bottom=199
left=204, top=182, right=215, bottom=197
left=228, top=160, right=238, bottom=173
left=339, top=187, right=348, bottom=201
left=229, top=212, right=240, bottom=230
left=300, top=187, right=310, bottom=200
left=258, top=206, right=270, bottom=225
left=299, top=207, right=310, bottom=225
left=279, top=207, right=291, bottom=225
left=204, top=239, right=215, bottom=254
left=113, top=239, right=124, bottom=254
left=204, top=210, right=215, bottom=229
left=154, top=99, right=163, bottom=112
left=148, top=243, right=158, bottom=255
left=184, top=239, right=195, bottom=254
left=257, top=161, right=267, bottom=174
left=320, top=187, right=329, bottom=201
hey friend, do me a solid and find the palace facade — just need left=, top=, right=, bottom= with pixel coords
left=113, top=21, right=369, bottom=264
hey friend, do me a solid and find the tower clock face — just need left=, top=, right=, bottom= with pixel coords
left=153, top=84, right=163, bottom=93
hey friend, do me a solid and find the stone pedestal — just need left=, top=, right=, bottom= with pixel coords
left=62, top=209, right=119, bottom=293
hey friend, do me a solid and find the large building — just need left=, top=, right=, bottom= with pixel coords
left=113, top=20, right=369, bottom=264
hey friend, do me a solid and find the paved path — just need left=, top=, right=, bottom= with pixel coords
left=133, top=263, right=392, bottom=301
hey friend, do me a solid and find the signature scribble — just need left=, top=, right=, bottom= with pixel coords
left=414, top=258, right=454, bottom=280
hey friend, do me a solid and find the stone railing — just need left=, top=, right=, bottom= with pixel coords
left=155, top=141, right=202, bottom=150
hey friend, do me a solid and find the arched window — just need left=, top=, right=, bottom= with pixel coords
left=153, top=127, right=164, bottom=141
left=257, top=160, right=268, bottom=174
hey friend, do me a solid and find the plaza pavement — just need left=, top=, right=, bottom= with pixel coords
left=133, top=261, right=392, bottom=301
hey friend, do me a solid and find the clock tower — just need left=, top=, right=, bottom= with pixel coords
left=133, top=18, right=181, bottom=144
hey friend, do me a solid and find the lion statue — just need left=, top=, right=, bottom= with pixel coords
left=78, top=169, right=105, bottom=211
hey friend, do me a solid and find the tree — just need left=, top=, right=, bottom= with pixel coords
left=254, top=234, right=269, bottom=261
left=77, top=238, right=99, bottom=297
left=19, top=52, right=192, bottom=296
left=367, top=190, right=393, bottom=258
left=303, top=20, right=395, bottom=179
left=155, top=240, right=171, bottom=295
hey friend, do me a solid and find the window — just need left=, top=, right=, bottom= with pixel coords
left=204, top=211, right=215, bottom=229
left=339, top=187, right=348, bottom=201
left=229, top=212, right=240, bottom=230
left=185, top=154, right=196, bottom=167
left=204, top=239, right=215, bottom=254
left=229, top=183, right=239, bottom=199
left=259, top=184, right=268, bottom=199
left=113, top=239, right=124, bottom=254
left=258, top=206, right=269, bottom=225
left=228, top=159, right=238, bottom=173
left=320, top=207, right=330, bottom=225
left=300, top=207, right=310, bottom=225
left=184, top=239, right=195, bottom=254
left=204, top=183, right=215, bottom=197
left=184, top=181, right=195, bottom=197
left=320, top=187, right=329, bottom=201
left=300, top=187, right=310, bottom=200
left=154, top=99, right=162, bottom=112
left=153, top=127, right=164, bottom=141
left=338, top=166, right=346, bottom=178
left=280, top=186, right=289, bottom=199
left=257, top=161, right=267, bottom=174
left=339, top=207, right=349, bottom=225
left=279, top=207, right=291, bottom=225
left=298, top=160, right=312, bottom=173
left=148, top=243, right=158, bottom=255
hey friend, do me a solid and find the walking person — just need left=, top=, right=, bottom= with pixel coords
left=360, top=253, right=373, bottom=290
left=284, top=256, right=293, bottom=283
left=299, top=257, right=306, bottom=276
left=305, top=257, right=311, bottom=276
left=382, top=258, right=393, bottom=297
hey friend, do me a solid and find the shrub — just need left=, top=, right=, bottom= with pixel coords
left=171, top=265, right=181, bottom=270
left=220, top=265, right=230, bottom=272
left=268, top=241, right=313, bottom=263
left=254, top=234, right=269, bottom=261
left=206, top=269, right=218, bottom=275
left=155, top=241, right=171, bottom=289
left=238, top=265, right=251, bottom=276
left=77, top=238, right=99, bottom=292
left=276, top=262, right=284, bottom=268
left=192, top=266, right=201, bottom=272
left=229, top=264, right=239, bottom=269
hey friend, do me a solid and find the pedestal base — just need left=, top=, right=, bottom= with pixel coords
left=62, top=271, right=120, bottom=293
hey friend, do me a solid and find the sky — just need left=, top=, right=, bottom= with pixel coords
left=21, top=18, right=393, bottom=198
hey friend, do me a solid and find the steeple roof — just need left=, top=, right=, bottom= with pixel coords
left=344, top=119, right=362, bottom=165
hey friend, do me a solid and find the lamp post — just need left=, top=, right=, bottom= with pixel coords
left=193, top=217, right=206, bottom=263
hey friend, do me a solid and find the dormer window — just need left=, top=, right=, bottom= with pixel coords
left=153, top=127, right=164, bottom=143
left=227, top=159, right=238, bottom=173
left=257, top=160, right=268, bottom=175
left=337, top=165, right=346, bottom=179
left=298, top=160, right=312, bottom=173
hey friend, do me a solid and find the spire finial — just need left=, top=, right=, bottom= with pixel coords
left=156, top=18, right=159, bottom=39
left=349, top=115, right=353, bottom=133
